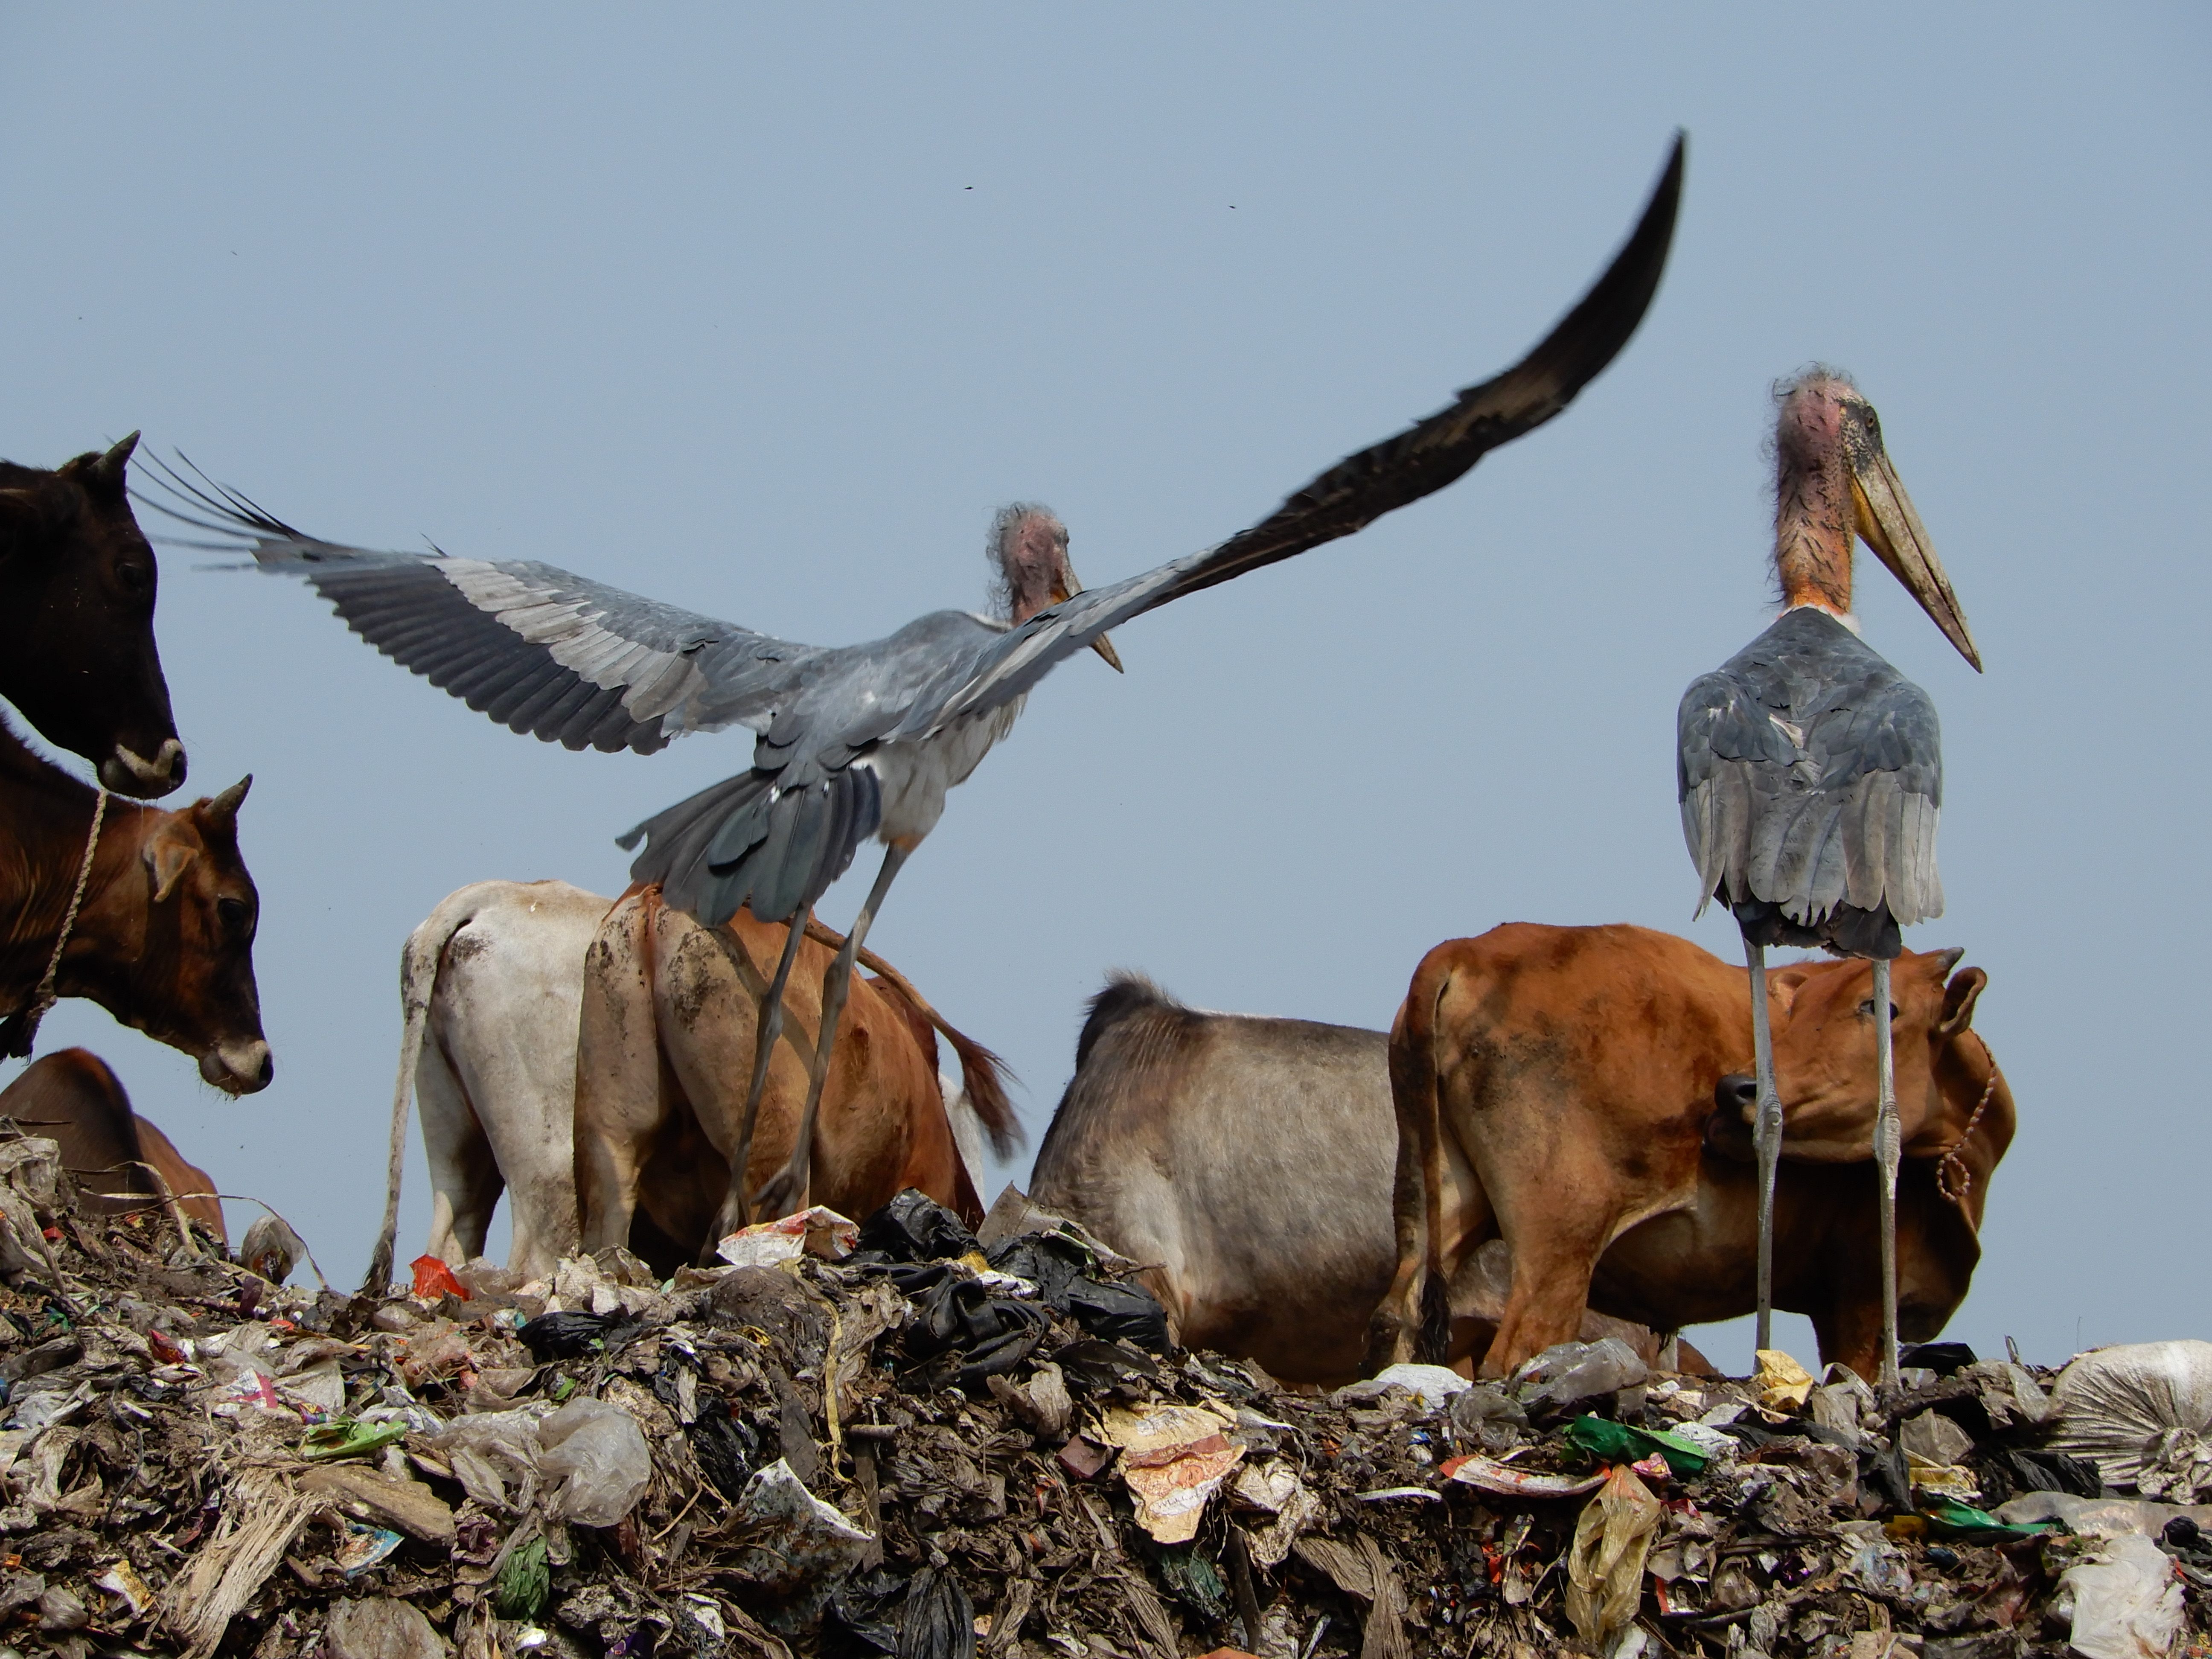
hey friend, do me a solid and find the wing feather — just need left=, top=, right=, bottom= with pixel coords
left=906, top=135, right=1685, bottom=739
left=137, top=471, right=824, bottom=757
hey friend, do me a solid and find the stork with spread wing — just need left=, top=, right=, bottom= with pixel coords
left=157, top=138, right=1684, bottom=1244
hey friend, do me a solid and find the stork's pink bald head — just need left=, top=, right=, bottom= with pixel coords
left=987, top=502, right=1124, bottom=670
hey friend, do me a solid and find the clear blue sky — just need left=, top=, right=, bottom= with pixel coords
left=4, top=7, right=2205, bottom=1370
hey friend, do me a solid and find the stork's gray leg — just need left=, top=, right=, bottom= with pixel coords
left=1746, top=937, right=1784, bottom=1355
left=1872, top=955, right=1902, bottom=1392
left=707, top=912, right=812, bottom=1252
left=751, top=842, right=913, bottom=1222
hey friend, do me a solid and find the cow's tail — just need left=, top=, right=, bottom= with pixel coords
left=1371, top=949, right=1457, bottom=1369
left=801, top=917, right=1022, bottom=1159
left=364, top=888, right=483, bottom=1296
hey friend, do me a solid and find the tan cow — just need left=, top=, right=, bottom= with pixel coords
left=1370, top=923, right=2008, bottom=1380
left=368, top=880, right=1015, bottom=1289
left=573, top=886, right=1019, bottom=1262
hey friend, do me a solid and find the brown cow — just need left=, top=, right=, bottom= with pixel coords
left=1032, top=968, right=2002, bottom=1385
left=0, top=717, right=271, bottom=1091
left=0, top=435, right=187, bottom=796
left=1370, top=923, right=2006, bottom=1380
left=574, top=887, right=1019, bottom=1263
left=0, top=1048, right=226, bottom=1243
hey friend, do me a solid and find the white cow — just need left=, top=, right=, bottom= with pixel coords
left=364, top=880, right=997, bottom=1291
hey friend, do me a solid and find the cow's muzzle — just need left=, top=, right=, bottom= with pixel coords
left=201, top=1038, right=274, bottom=1095
left=101, top=739, right=188, bottom=799
left=1704, top=1074, right=1759, bottom=1161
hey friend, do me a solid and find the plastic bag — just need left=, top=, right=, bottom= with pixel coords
left=2057, top=1532, right=2185, bottom=1659
left=897, top=1566, right=976, bottom=1659
left=2050, top=1340, right=2212, bottom=1490
left=1563, top=1463, right=1661, bottom=1649
left=899, top=1269, right=1048, bottom=1389
left=1061, top=1275, right=1170, bottom=1353
left=1512, top=1337, right=1649, bottom=1411
left=515, top=1310, right=621, bottom=1361
left=538, top=1397, right=652, bottom=1527
left=687, top=1398, right=760, bottom=1500
left=858, top=1190, right=978, bottom=1263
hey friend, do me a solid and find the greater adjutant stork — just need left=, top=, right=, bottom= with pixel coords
left=161, top=139, right=1682, bottom=1240
left=1676, top=369, right=1980, bottom=1385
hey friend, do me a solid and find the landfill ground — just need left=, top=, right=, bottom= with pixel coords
left=1, top=1134, right=2209, bottom=1659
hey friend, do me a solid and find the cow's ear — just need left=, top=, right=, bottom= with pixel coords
left=1938, top=966, right=1987, bottom=1035
left=142, top=828, right=197, bottom=904
left=1769, top=964, right=1816, bottom=1013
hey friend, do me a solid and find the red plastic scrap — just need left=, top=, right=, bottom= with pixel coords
left=411, top=1254, right=466, bottom=1301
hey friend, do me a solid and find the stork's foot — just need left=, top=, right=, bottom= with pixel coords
left=748, top=1160, right=808, bottom=1225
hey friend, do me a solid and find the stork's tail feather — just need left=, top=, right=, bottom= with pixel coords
left=803, top=916, right=1022, bottom=1158
left=624, top=767, right=882, bottom=927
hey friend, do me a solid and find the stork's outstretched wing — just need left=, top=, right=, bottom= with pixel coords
left=1679, top=607, right=1944, bottom=954
left=143, top=463, right=827, bottom=754
left=904, top=132, right=1685, bottom=736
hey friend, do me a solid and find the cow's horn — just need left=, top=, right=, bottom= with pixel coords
left=84, top=431, right=141, bottom=494
left=204, top=775, right=252, bottom=824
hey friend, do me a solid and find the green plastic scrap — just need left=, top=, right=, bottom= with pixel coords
left=492, top=1538, right=550, bottom=1620
left=300, top=1418, right=409, bottom=1461
left=1919, top=1499, right=2055, bottom=1540
left=1564, top=1415, right=1711, bottom=1477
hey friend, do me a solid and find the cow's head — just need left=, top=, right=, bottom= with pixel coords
left=66, top=777, right=273, bottom=1094
left=0, top=437, right=187, bottom=798
left=1712, top=947, right=1986, bottom=1160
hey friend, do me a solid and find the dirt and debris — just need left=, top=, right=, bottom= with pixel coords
left=1, top=1133, right=2209, bottom=1659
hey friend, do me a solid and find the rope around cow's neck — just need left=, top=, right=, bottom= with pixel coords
left=1934, top=1030, right=2002, bottom=1211
left=2, top=785, right=109, bottom=1060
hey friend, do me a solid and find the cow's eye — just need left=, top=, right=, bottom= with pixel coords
left=115, top=562, right=152, bottom=596
left=1857, top=998, right=1900, bottom=1020
left=217, top=896, right=253, bottom=937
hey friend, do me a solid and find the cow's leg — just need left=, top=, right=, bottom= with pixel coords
left=714, top=914, right=810, bottom=1240
left=1745, top=936, right=1784, bottom=1353
left=1871, top=954, right=1901, bottom=1391
left=573, top=898, right=670, bottom=1254
left=751, top=843, right=911, bottom=1222
left=416, top=1035, right=502, bottom=1267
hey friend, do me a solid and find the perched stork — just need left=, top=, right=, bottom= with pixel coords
left=161, top=139, right=1682, bottom=1241
left=1677, top=369, right=1980, bottom=1385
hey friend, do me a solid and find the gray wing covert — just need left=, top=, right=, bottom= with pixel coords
left=1679, top=616, right=1945, bottom=942
left=906, top=134, right=1685, bottom=740
left=146, top=473, right=824, bottom=754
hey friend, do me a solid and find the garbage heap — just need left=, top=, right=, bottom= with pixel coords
left=3, top=1131, right=2212, bottom=1659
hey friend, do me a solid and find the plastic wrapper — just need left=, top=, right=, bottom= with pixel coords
left=716, top=1205, right=860, bottom=1268
left=1511, top=1336, right=1649, bottom=1410
left=1563, top=1463, right=1660, bottom=1650
left=537, top=1395, right=652, bottom=1526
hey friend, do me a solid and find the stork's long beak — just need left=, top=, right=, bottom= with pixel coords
left=1053, top=567, right=1124, bottom=672
left=1848, top=424, right=1982, bottom=672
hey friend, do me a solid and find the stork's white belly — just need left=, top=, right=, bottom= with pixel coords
left=865, top=697, right=1024, bottom=843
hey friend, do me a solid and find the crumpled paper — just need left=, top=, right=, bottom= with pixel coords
left=1095, top=1403, right=1246, bottom=1543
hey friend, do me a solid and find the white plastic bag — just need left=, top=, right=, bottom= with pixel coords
left=538, top=1397, right=652, bottom=1527
left=2057, top=1532, right=2184, bottom=1659
left=2050, top=1340, right=2212, bottom=1491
